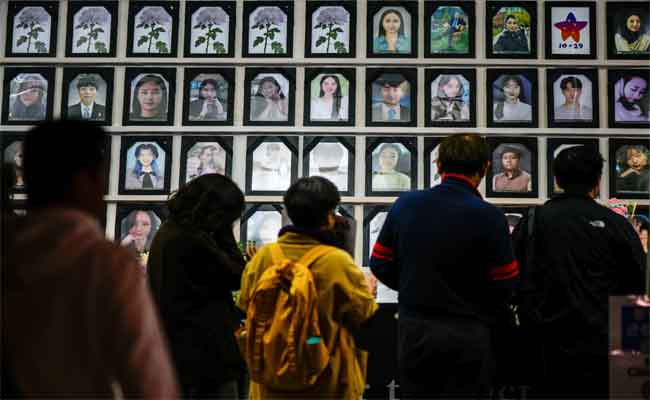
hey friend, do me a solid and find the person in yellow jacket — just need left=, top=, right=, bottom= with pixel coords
left=237, top=176, right=378, bottom=399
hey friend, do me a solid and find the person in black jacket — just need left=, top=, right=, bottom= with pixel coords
left=147, top=173, right=247, bottom=399
left=493, top=14, right=529, bottom=54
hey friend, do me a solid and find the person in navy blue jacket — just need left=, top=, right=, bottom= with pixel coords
left=370, top=133, right=519, bottom=399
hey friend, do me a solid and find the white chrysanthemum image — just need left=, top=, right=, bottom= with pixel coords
left=137, top=6, right=172, bottom=26
left=77, top=6, right=110, bottom=26
left=17, top=6, right=49, bottom=26
left=315, top=6, right=348, bottom=26
left=195, top=7, right=228, bottom=26
left=253, top=7, right=285, bottom=26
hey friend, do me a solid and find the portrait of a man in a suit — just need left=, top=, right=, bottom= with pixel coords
left=371, top=73, right=411, bottom=122
left=67, top=75, right=106, bottom=121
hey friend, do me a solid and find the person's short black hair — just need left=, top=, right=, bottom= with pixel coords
left=553, top=145, right=604, bottom=194
left=76, top=76, right=98, bottom=90
left=284, top=176, right=340, bottom=230
left=437, top=133, right=490, bottom=176
left=24, top=120, right=107, bottom=209
left=499, top=146, right=522, bottom=158
left=135, top=143, right=159, bottom=159
left=560, top=76, right=583, bottom=91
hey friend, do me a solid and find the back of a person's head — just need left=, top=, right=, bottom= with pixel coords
left=553, top=145, right=604, bottom=194
left=437, top=133, right=490, bottom=177
left=284, top=176, right=340, bottom=230
left=24, top=120, right=107, bottom=209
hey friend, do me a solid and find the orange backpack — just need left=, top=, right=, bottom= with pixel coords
left=237, top=244, right=336, bottom=391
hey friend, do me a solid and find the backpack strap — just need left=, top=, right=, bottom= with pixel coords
left=297, top=245, right=337, bottom=268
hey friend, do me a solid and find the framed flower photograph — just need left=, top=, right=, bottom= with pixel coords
left=5, top=1, right=58, bottom=57
left=242, top=1, right=294, bottom=57
left=366, top=68, right=418, bottom=127
left=366, top=137, right=417, bottom=197
left=126, top=1, right=179, bottom=57
left=425, top=68, right=476, bottom=127
left=245, top=136, right=299, bottom=195
left=179, top=136, right=233, bottom=186
left=609, top=138, right=650, bottom=199
left=2, top=67, right=54, bottom=125
left=65, top=1, right=118, bottom=57
left=487, top=68, right=538, bottom=128
left=424, top=1, right=475, bottom=58
left=486, top=1, right=537, bottom=59
left=367, top=0, right=418, bottom=58
left=608, top=69, right=650, bottom=128
left=1, top=134, right=26, bottom=195
left=243, top=67, right=295, bottom=126
left=182, top=67, right=235, bottom=126
left=118, top=136, right=173, bottom=195
left=546, top=68, right=599, bottom=128
left=184, top=1, right=235, bottom=58
left=240, top=204, right=287, bottom=248
left=122, top=67, right=176, bottom=126
left=303, top=68, right=355, bottom=127
left=61, top=67, right=114, bottom=125
left=607, top=1, right=650, bottom=60
left=544, top=1, right=596, bottom=59
left=547, top=138, right=599, bottom=196
left=305, top=1, right=356, bottom=58
left=423, top=137, right=444, bottom=189
left=303, top=136, right=355, bottom=196
left=115, top=203, right=168, bottom=268
left=486, top=137, right=539, bottom=199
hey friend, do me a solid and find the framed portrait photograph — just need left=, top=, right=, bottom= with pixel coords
left=487, top=69, right=538, bottom=128
left=486, top=1, right=537, bottom=59
left=303, top=68, right=355, bottom=127
left=246, top=136, right=298, bottom=195
left=118, top=136, right=173, bottom=195
left=1, top=67, right=54, bottom=125
left=363, top=205, right=398, bottom=302
left=423, top=137, right=444, bottom=189
left=609, top=138, right=650, bottom=199
left=424, top=1, right=475, bottom=58
left=184, top=1, right=235, bottom=58
left=122, top=68, right=176, bottom=126
left=305, top=1, right=356, bottom=58
left=425, top=68, right=476, bottom=127
left=240, top=204, right=287, bottom=248
left=243, top=68, right=295, bottom=126
left=366, top=137, right=417, bottom=197
left=5, top=1, right=58, bottom=57
left=607, top=2, right=650, bottom=60
left=367, top=1, right=418, bottom=58
left=1, top=134, right=26, bottom=195
left=547, top=138, right=599, bottom=196
left=499, top=206, right=529, bottom=234
left=366, top=68, right=417, bottom=127
left=179, top=136, right=233, bottom=186
left=65, top=1, right=118, bottom=57
left=103, top=135, right=112, bottom=195
left=486, top=137, right=539, bottom=199
left=126, top=1, right=179, bottom=57
left=303, top=136, right=355, bottom=196
left=61, top=67, right=114, bottom=125
left=608, top=69, right=650, bottom=128
left=242, top=1, right=293, bottom=57
left=545, top=1, right=596, bottom=59
left=115, top=204, right=167, bottom=268
left=547, top=68, right=599, bottom=128
left=182, top=68, right=235, bottom=126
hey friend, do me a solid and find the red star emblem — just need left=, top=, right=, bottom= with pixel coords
left=554, top=12, right=588, bottom=42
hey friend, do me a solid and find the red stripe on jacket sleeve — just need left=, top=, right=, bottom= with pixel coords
left=373, top=242, right=393, bottom=255
left=490, top=260, right=519, bottom=281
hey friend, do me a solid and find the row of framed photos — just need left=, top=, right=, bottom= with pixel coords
left=2, top=66, right=650, bottom=128
left=4, top=1, right=650, bottom=60
left=3, top=134, right=649, bottom=200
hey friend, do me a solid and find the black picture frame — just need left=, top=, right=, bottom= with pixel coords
left=303, top=67, right=356, bottom=127
left=363, top=205, right=391, bottom=266
left=1, top=133, right=27, bottom=196
left=366, top=0, right=418, bottom=58
left=245, top=136, right=299, bottom=195
left=606, top=1, right=650, bottom=60
left=182, top=67, right=235, bottom=126
left=365, top=136, right=418, bottom=197
left=61, top=67, right=114, bottom=126
left=486, top=136, right=539, bottom=199
left=179, top=135, right=234, bottom=186
left=126, top=1, right=179, bottom=58
left=184, top=1, right=236, bottom=58
left=65, top=0, right=119, bottom=58
left=122, top=67, right=176, bottom=126
left=544, top=1, right=597, bottom=60
left=485, top=1, right=537, bottom=59
left=243, top=67, right=296, bottom=126
left=118, top=135, right=173, bottom=195
left=424, top=0, right=476, bottom=58
left=365, top=68, right=418, bottom=127
left=499, top=206, right=530, bottom=234
left=5, top=1, right=58, bottom=58
left=240, top=203, right=288, bottom=247
left=486, top=68, right=538, bottom=128
left=608, top=137, right=650, bottom=200
left=103, top=134, right=112, bottom=195
left=546, top=68, right=599, bottom=128
left=114, top=203, right=168, bottom=265
left=423, top=136, right=445, bottom=189
left=303, top=136, right=355, bottom=196
left=546, top=137, right=598, bottom=196
left=242, top=1, right=294, bottom=58
left=607, top=69, right=650, bottom=129
left=425, top=68, right=477, bottom=127
left=1, top=66, right=55, bottom=125
left=305, top=1, right=356, bottom=58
